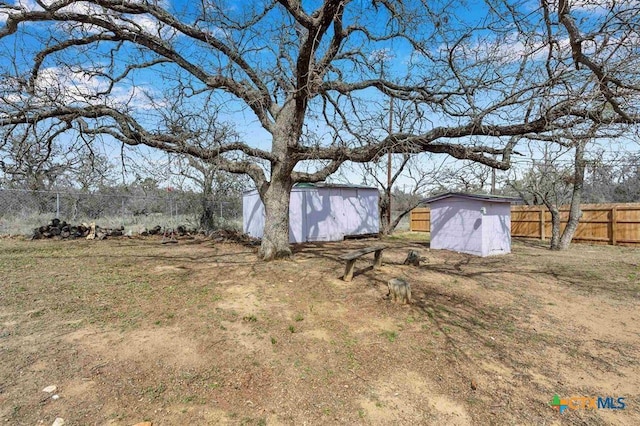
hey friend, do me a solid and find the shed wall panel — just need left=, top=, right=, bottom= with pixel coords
left=242, top=191, right=265, bottom=239
left=430, top=199, right=484, bottom=256
left=482, top=202, right=511, bottom=256
left=304, top=189, right=343, bottom=241
left=289, top=190, right=305, bottom=243
left=242, top=187, right=379, bottom=243
left=343, top=188, right=380, bottom=235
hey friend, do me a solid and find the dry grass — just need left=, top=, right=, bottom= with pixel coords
left=0, top=234, right=639, bottom=425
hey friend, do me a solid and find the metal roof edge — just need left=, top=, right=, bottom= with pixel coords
left=243, top=183, right=378, bottom=194
left=421, top=191, right=522, bottom=204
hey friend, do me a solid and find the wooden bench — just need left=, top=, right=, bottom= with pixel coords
left=338, top=245, right=386, bottom=282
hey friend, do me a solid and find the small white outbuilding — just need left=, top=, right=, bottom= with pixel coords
left=243, top=183, right=380, bottom=243
left=423, top=192, right=519, bottom=257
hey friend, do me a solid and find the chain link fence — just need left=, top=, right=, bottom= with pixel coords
left=0, top=188, right=243, bottom=236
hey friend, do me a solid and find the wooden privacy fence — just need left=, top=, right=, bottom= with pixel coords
left=409, top=207, right=430, bottom=232
left=410, top=204, right=640, bottom=246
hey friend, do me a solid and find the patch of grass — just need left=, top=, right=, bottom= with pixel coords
left=182, top=395, right=197, bottom=403
left=270, top=337, right=277, bottom=344
left=294, top=313, right=304, bottom=322
left=243, top=314, right=258, bottom=322
left=343, top=337, right=357, bottom=347
left=484, top=339, right=497, bottom=348
left=385, top=231, right=430, bottom=242
left=382, top=330, right=397, bottom=343
left=11, top=405, right=21, bottom=418
left=467, top=396, right=482, bottom=405
left=144, top=384, right=166, bottom=400
left=469, top=316, right=486, bottom=328
left=503, top=322, right=516, bottom=335
left=288, top=325, right=296, bottom=333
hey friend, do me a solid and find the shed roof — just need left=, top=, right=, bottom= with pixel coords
left=293, top=182, right=377, bottom=190
left=243, top=182, right=378, bottom=195
left=421, top=192, right=521, bottom=204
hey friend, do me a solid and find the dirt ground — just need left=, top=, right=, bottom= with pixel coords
left=0, top=233, right=639, bottom=425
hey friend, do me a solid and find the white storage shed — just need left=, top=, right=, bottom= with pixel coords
left=424, top=192, right=519, bottom=257
left=243, top=183, right=380, bottom=243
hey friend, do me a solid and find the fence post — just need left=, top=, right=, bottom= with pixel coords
left=540, top=206, right=545, bottom=240
left=611, top=206, right=617, bottom=246
left=56, top=192, right=60, bottom=219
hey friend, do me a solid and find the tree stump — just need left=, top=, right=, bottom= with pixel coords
left=403, top=250, right=421, bottom=266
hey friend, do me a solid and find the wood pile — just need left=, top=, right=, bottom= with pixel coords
left=30, top=219, right=251, bottom=243
left=139, top=225, right=197, bottom=237
left=139, top=225, right=162, bottom=236
left=31, top=218, right=124, bottom=240
left=208, top=229, right=259, bottom=244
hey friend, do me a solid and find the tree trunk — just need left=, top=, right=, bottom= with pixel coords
left=256, top=102, right=302, bottom=261
left=548, top=205, right=562, bottom=249
left=388, top=201, right=424, bottom=234
left=259, top=175, right=293, bottom=260
left=199, top=174, right=216, bottom=231
left=557, top=141, right=586, bottom=250
left=199, top=201, right=216, bottom=231
left=379, top=191, right=391, bottom=235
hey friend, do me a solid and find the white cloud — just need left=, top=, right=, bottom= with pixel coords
left=1, top=0, right=41, bottom=23
left=369, top=48, right=395, bottom=63
left=439, top=32, right=573, bottom=67
left=0, top=1, right=177, bottom=40
left=55, top=1, right=177, bottom=39
left=25, top=66, right=162, bottom=111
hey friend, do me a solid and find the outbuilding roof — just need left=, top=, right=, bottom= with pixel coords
left=293, top=182, right=377, bottom=190
left=421, top=192, right=521, bottom=204
left=242, top=182, right=378, bottom=194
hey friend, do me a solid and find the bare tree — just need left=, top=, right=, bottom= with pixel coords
left=169, top=153, right=249, bottom=231
left=0, top=125, right=78, bottom=191
left=158, top=102, right=250, bottom=231
left=352, top=152, right=442, bottom=234
left=508, top=142, right=575, bottom=248
left=507, top=126, right=611, bottom=250
left=1, top=1, right=639, bottom=259
left=583, top=152, right=640, bottom=203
